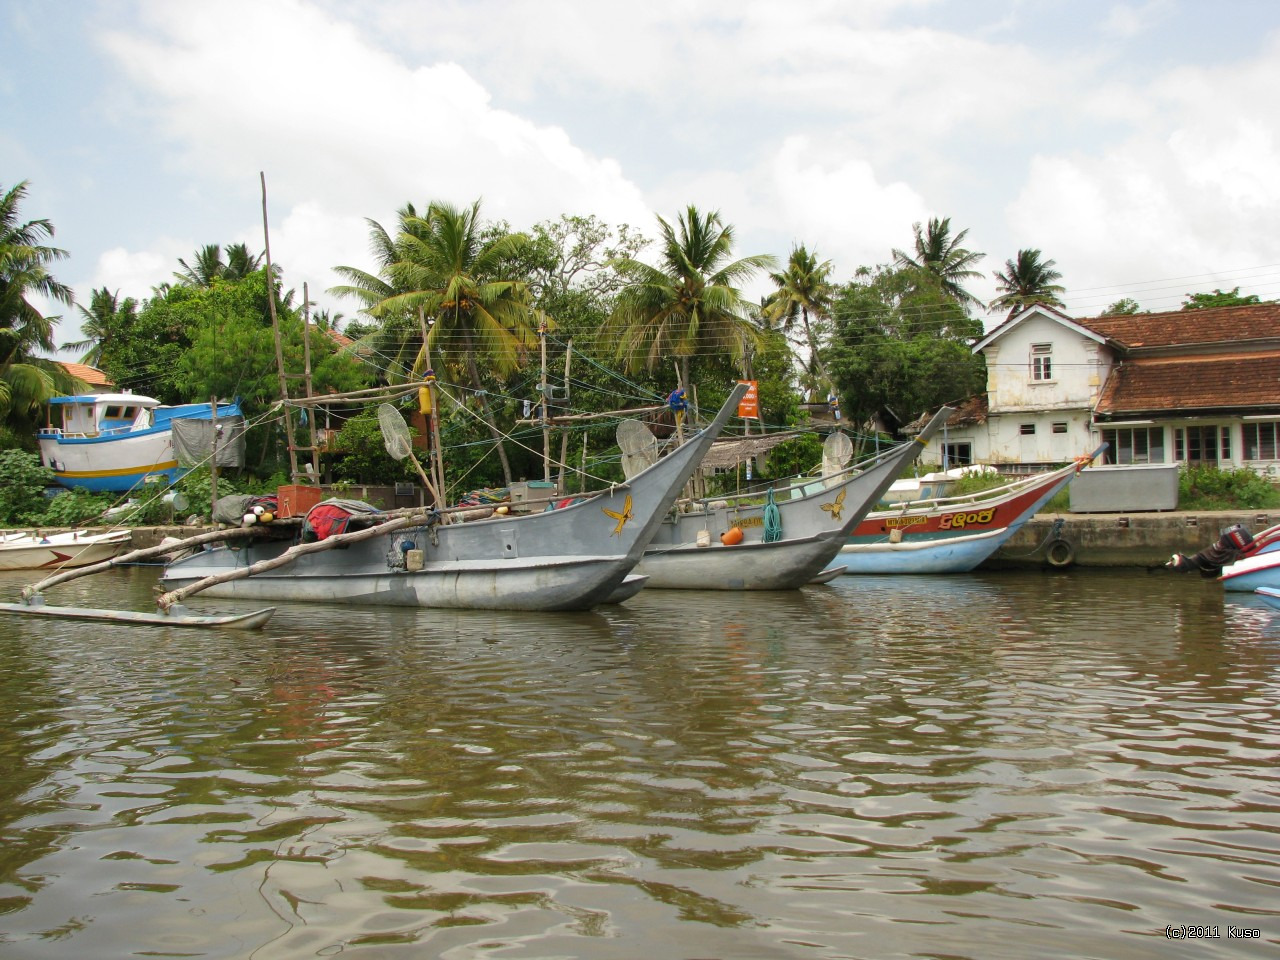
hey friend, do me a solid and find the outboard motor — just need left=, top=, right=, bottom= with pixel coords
left=1168, top=523, right=1255, bottom=577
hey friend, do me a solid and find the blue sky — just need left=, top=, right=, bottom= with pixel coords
left=5, top=0, right=1280, bottom=353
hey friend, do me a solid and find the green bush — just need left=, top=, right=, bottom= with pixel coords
left=0, top=450, right=55, bottom=524
left=41, top=489, right=116, bottom=527
left=1179, top=464, right=1280, bottom=510
left=329, top=410, right=417, bottom=485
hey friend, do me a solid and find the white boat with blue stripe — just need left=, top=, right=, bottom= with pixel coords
left=37, top=392, right=243, bottom=493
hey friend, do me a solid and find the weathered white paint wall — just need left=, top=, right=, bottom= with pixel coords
left=932, top=310, right=1112, bottom=466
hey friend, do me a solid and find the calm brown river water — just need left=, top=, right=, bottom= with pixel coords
left=0, top=565, right=1277, bottom=959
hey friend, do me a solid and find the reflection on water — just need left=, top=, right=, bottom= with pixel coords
left=0, top=567, right=1278, bottom=958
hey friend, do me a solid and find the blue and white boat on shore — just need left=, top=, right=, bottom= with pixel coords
left=38, top=393, right=243, bottom=493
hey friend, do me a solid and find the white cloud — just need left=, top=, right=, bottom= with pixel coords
left=1004, top=32, right=1280, bottom=314
left=771, top=137, right=930, bottom=270
left=96, top=0, right=653, bottom=302
left=1100, top=1, right=1170, bottom=40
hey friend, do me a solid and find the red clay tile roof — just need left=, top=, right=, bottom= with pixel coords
left=59, top=361, right=113, bottom=387
left=945, top=393, right=988, bottom=426
left=321, top=326, right=355, bottom=349
left=1095, top=350, right=1280, bottom=417
left=1081, top=303, right=1280, bottom=350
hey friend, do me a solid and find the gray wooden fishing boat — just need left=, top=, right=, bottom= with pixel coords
left=634, top=407, right=952, bottom=590
left=158, top=384, right=749, bottom=612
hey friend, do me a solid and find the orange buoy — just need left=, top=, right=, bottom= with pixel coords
left=720, top=526, right=744, bottom=546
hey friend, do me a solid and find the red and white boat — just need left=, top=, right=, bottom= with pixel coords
left=833, top=446, right=1105, bottom=574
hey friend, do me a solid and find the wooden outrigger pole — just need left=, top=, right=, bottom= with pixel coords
left=154, top=512, right=431, bottom=611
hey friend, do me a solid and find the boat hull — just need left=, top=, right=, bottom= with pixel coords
left=637, top=532, right=845, bottom=591
left=162, top=546, right=633, bottom=611
left=0, top=530, right=133, bottom=571
left=1256, top=586, right=1280, bottom=611
left=38, top=429, right=184, bottom=492
left=834, top=527, right=1014, bottom=575
left=1220, top=551, right=1280, bottom=592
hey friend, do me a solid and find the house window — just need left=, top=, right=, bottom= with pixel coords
left=1030, top=343, right=1053, bottom=381
left=1020, top=423, right=1036, bottom=435
left=1244, top=422, right=1280, bottom=460
left=1102, top=427, right=1165, bottom=465
left=1052, top=422, right=1068, bottom=434
left=943, top=442, right=972, bottom=466
left=1175, top=426, right=1229, bottom=465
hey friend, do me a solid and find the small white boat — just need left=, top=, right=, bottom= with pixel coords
left=0, top=529, right=133, bottom=571
left=38, top=392, right=243, bottom=493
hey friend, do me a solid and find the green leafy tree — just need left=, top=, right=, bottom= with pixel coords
left=892, top=216, right=985, bottom=312
left=327, top=409, right=418, bottom=485
left=1181, top=287, right=1263, bottom=310
left=1102, top=298, right=1144, bottom=316
left=826, top=265, right=985, bottom=430
left=0, top=180, right=81, bottom=444
left=989, top=248, right=1066, bottom=316
left=606, top=205, right=775, bottom=392
left=763, top=245, right=836, bottom=400
left=167, top=269, right=368, bottom=472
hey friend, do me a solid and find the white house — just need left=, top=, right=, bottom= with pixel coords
left=925, top=302, right=1280, bottom=475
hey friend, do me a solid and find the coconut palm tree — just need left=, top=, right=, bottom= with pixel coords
left=336, top=200, right=537, bottom=486
left=330, top=211, right=421, bottom=379
left=989, top=249, right=1066, bottom=316
left=0, top=180, right=80, bottom=441
left=175, top=242, right=264, bottom=287
left=607, top=205, right=775, bottom=392
left=892, top=216, right=985, bottom=312
left=63, top=287, right=138, bottom=367
left=763, top=245, right=836, bottom=398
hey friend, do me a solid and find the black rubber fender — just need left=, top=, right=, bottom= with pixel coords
left=1044, top=538, right=1076, bottom=568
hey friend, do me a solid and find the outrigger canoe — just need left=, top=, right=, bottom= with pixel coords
left=0, top=597, right=275, bottom=630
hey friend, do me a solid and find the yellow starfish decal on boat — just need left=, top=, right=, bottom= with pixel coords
left=820, top=488, right=846, bottom=522
left=602, top=495, right=634, bottom=536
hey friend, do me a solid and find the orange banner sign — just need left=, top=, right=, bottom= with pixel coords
left=737, top=380, right=759, bottom=419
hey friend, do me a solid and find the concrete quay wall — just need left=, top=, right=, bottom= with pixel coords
left=987, top=510, right=1280, bottom=569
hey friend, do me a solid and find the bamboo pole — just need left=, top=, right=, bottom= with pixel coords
left=209, top=396, right=219, bottom=509
left=23, top=527, right=259, bottom=599
left=557, top=338, right=573, bottom=493
left=155, top=512, right=430, bottom=610
left=289, top=383, right=420, bottom=407
left=261, top=171, right=299, bottom=481
left=515, top=403, right=666, bottom=425
left=539, top=314, right=550, bottom=483
left=417, top=306, right=448, bottom=510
